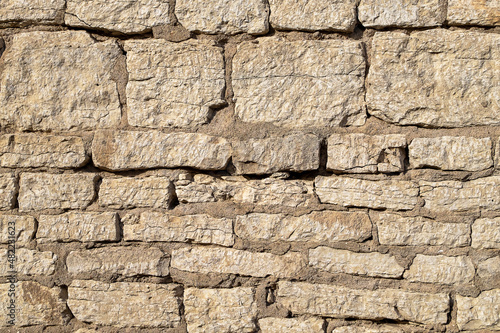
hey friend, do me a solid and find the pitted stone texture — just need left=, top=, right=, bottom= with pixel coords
left=457, top=289, right=500, bottom=331
left=315, top=176, right=419, bottom=210
left=0, top=248, right=56, bottom=276
left=327, top=134, right=406, bottom=173
left=367, top=30, right=500, bottom=128
left=0, top=31, right=121, bottom=131
left=18, top=173, right=97, bottom=212
left=99, top=177, right=174, bottom=209
left=65, top=0, right=170, bottom=34
left=268, top=0, right=356, bottom=32
left=478, top=257, right=500, bottom=279
left=233, top=38, right=366, bottom=128
left=0, top=175, right=17, bottom=210
left=93, top=130, right=231, bottom=171
left=68, top=280, right=181, bottom=328
left=0, top=215, right=35, bottom=246
left=232, top=133, right=320, bottom=174
left=259, top=317, right=325, bottom=333
left=0, top=134, right=88, bottom=168
left=124, top=212, right=234, bottom=246
left=124, top=40, right=225, bottom=128
left=184, top=287, right=257, bottom=333
left=372, top=212, right=471, bottom=247
left=358, top=0, right=446, bottom=28
left=0, top=0, right=65, bottom=25
left=67, top=247, right=169, bottom=277
left=171, top=246, right=305, bottom=278
left=405, top=254, right=475, bottom=285
left=176, top=0, right=269, bottom=35
left=409, top=136, right=493, bottom=171
left=448, top=0, right=500, bottom=26
left=277, top=281, right=449, bottom=324
left=332, top=325, right=426, bottom=333
left=235, top=211, right=372, bottom=244
left=37, top=212, right=119, bottom=243
left=309, top=247, right=404, bottom=278
left=472, top=217, right=500, bottom=249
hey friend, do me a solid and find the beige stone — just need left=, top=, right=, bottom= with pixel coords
left=448, top=0, right=500, bottom=26
left=477, top=256, right=500, bottom=279
left=0, top=215, right=36, bottom=246
left=259, top=317, right=325, bottom=333
left=277, top=281, right=449, bottom=325
left=233, top=38, right=366, bottom=128
left=309, top=247, right=404, bottom=278
left=124, top=212, right=234, bottom=246
left=65, top=0, right=170, bottom=34
left=0, top=134, right=88, bottom=168
left=98, top=177, right=174, bottom=209
left=184, top=287, right=257, bottom=333
left=18, top=173, right=97, bottom=212
left=472, top=217, right=500, bottom=249
left=332, top=325, right=426, bottom=332
left=404, top=254, right=475, bottom=285
left=232, top=133, right=320, bottom=174
left=367, top=30, right=500, bottom=127
left=327, top=134, right=406, bottom=173
left=124, top=40, right=225, bottom=128
left=269, top=0, right=357, bottom=31
left=0, top=0, right=65, bottom=25
left=315, top=176, right=419, bottom=210
left=457, top=289, right=500, bottom=331
left=171, top=246, right=305, bottom=278
left=0, top=31, right=121, bottom=131
left=176, top=0, right=269, bottom=35
left=68, top=280, right=181, bottom=328
left=0, top=175, right=17, bottom=210
left=409, top=136, right=492, bottom=171
left=0, top=248, right=56, bottom=276
left=37, top=212, right=119, bottom=243
left=93, top=130, right=231, bottom=171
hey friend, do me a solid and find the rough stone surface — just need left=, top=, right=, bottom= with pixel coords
left=0, top=31, right=121, bottom=131
left=184, top=287, right=257, bottom=333
left=68, top=280, right=181, bottom=328
left=93, top=130, right=231, bottom=171
left=477, top=257, right=500, bottom=279
left=0, top=175, right=17, bottom=210
left=171, top=247, right=305, bottom=278
left=315, top=176, right=419, bottom=210
left=124, top=40, right=225, bottom=128
left=124, top=212, right=234, bottom=246
left=457, top=289, right=500, bottom=331
left=332, top=325, right=425, bottom=333
left=259, top=317, right=325, bottom=333
left=0, top=215, right=36, bottom=246
left=327, top=134, right=406, bottom=173
left=409, top=136, right=493, bottom=171
left=65, top=0, right=171, bottom=34
left=404, top=254, right=475, bottom=285
left=176, top=0, right=269, bottom=35
left=232, top=133, right=320, bottom=174
left=0, top=0, right=65, bottom=25
left=367, top=30, right=500, bottom=127
left=448, top=0, right=500, bottom=26
left=18, top=173, right=97, bottom=212
left=37, top=212, right=119, bottom=243
left=472, top=217, right=500, bottom=249
left=232, top=38, right=366, bottom=128
left=0, top=248, right=56, bottom=276
left=309, top=247, right=404, bottom=278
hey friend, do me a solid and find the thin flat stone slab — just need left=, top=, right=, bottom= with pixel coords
left=0, top=0, right=65, bottom=26
left=457, top=289, right=500, bottom=331
left=448, top=0, right=500, bottom=26
left=259, top=317, right=325, bottom=333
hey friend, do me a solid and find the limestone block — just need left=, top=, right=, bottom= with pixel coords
left=0, top=175, right=17, bottom=210
left=448, top=0, right=500, bottom=26
left=0, top=0, right=65, bottom=25
left=404, top=254, right=475, bottom=284
left=0, top=248, right=56, bottom=276
left=477, top=257, right=500, bottom=279
left=457, top=289, right=500, bottom=330
left=472, top=217, right=500, bottom=249
left=0, top=215, right=36, bottom=247
left=259, top=317, right=325, bottom=333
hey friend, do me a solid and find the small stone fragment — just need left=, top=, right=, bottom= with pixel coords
left=457, top=289, right=500, bottom=331
left=0, top=175, right=17, bottom=210
left=0, top=215, right=36, bottom=246
left=152, top=25, right=191, bottom=42
left=448, top=0, right=500, bottom=26
left=0, top=248, right=56, bottom=276
left=472, top=217, right=500, bottom=249
left=404, top=254, right=475, bottom=285
left=0, top=0, right=65, bottom=26
left=259, top=317, right=325, bottom=333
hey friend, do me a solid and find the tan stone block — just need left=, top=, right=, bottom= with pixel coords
left=472, top=217, right=500, bottom=249
left=0, top=0, right=65, bottom=25
left=0, top=175, right=17, bottom=210
left=448, top=0, right=500, bottom=26
left=0, top=248, right=56, bottom=276
left=457, top=289, right=500, bottom=330
left=332, top=324, right=427, bottom=332
left=0, top=215, right=36, bottom=247
left=404, top=254, right=475, bottom=284
left=477, top=256, right=500, bottom=279
left=259, top=317, right=325, bottom=333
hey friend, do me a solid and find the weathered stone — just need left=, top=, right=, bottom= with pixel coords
left=0, top=215, right=36, bottom=246
left=327, top=134, right=406, bottom=173
left=235, top=211, right=372, bottom=244
left=0, top=0, right=65, bottom=25
left=372, top=212, right=470, bottom=247
left=457, top=289, right=500, bottom=331
left=93, top=130, right=231, bottom=171
left=124, top=212, right=234, bottom=246
left=315, top=176, right=419, bottom=210
left=171, top=246, right=305, bottom=278
left=277, top=281, right=449, bottom=325
left=309, top=247, right=404, bottom=278
left=184, top=287, right=257, bottom=333
left=404, top=254, right=475, bottom=285
left=358, top=0, right=446, bottom=28
left=98, top=177, right=174, bottom=209
left=124, top=40, right=225, bottom=128
left=68, top=280, right=181, bottom=328
left=477, top=256, right=500, bottom=279
left=65, top=0, right=170, bottom=34
left=472, top=217, right=500, bottom=249
left=67, top=247, right=169, bottom=277
left=37, top=212, right=119, bottom=243
left=268, top=0, right=357, bottom=32
left=0, top=175, right=17, bottom=210
left=176, top=0, right=269, bottom=35
left=409, top=136, right=492, bottom=171
left=18, top=173, right=97, bottom=212
left=0, top=134, right=88, bottom=168
left=259, top=317, right=325, bottom=333
left=448, top=0, right=500, bottom=26
left=332, top=324, right=426, bottom=333
left=233, top=38, right=366, bottom=128
left=232, top=133, right=320, bottom=174
left=367, top=30, right=500, bottom=127
left=0, top=31, right=121, bottom=131
left=0, top=248, right=56, bottom=276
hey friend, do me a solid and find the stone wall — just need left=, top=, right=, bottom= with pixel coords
left=0, top=1, right=499, bottom=332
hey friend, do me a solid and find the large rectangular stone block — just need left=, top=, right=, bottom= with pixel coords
left=0, top=0, right=65, bottom=25
left=0, top=248, right=56, bottom=276
left=0, top=215, right=36, bottom=247
left=448, top=0, right=500, bottom=26
left=259, top=317, right=325, bottom=333
left=0, top=175, right=17, bottom=210
left=472, top=217, right=500, bottom=249
left=457, top=289, right=500, bottom=331
left=404, top=254, right=475, bottom=284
